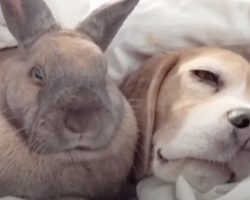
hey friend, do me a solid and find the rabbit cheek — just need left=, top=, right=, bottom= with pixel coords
left=5, top=79, right=39, bottom=129
left=28, top=111, right=66, bottom=154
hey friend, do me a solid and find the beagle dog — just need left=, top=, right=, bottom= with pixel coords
left=122, top=47, right=250, bottom=192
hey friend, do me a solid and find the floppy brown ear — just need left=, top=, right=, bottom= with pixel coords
left=0, top=0, right=59, bottom=51
left=121, top=52, right=180, bottom=180
left=77, top=0, right=139, bottom=51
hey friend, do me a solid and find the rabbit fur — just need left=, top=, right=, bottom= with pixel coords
left=0, top=0, right=139, bottom=199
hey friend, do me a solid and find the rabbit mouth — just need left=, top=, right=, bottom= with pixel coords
left=25, top=82, right=124, bottom=156
left=27, top=106, right=120, bottom=155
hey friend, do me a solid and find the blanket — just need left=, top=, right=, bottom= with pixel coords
left=137, top=176, right=250, bottom=200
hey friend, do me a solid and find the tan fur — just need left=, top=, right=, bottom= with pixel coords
left=122, top=53, right=179, bottom=179
left=0, top=0, right=139, bottom=199
left=122, top=47, right=250, bottom=192
left=0, top=90, right=137, bottom=198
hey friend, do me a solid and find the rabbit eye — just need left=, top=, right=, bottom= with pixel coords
left=31, top=66, right=45, bottom=84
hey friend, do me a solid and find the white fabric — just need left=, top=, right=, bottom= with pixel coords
left=106, top=0, right=250, bottom=85
left=0, top=198, right=24, bottom=200
left=1, top=0, right=250, bottom=199
left=0, top=0, right=108, bottom=48
left=137, top=176, right=250, bottom=200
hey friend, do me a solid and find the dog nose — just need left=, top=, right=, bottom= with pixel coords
left=227, top=108, right=250, bottom=129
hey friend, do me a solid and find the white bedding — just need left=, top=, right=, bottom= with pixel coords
left=137, top=176, right=250, bottom=200
left=1, top=0, right=250, bottom=199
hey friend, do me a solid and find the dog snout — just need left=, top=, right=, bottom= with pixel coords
left=227, top=108, right=250, bottom=129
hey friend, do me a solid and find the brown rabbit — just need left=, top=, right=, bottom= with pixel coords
left=0, top=0, right=138, bottom=199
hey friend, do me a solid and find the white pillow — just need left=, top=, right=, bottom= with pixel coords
left=106, top=0, right=250, bottom=84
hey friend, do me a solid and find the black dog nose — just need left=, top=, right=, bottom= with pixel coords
left=227, top=108, right=250, bottom=129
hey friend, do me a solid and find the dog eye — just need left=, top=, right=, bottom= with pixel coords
left=31, top=66, right=45, bottom=84
left=191, top=69, right=220, bottom=87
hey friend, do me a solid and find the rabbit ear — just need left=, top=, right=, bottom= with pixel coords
left=121, top=53, right=180, bottom=180
left=0, top=0, right=59, bottom=50
left=77, top=0, right=139, bottom=51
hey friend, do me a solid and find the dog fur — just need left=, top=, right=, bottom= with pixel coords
left=122, top=47, right=250, bottom=192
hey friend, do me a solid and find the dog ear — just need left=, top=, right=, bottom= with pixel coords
left=121, top=52, right=180, bottom=180
left=77, top=0, right=139, bottom=51
left=0, top=0, right=59, bottom=51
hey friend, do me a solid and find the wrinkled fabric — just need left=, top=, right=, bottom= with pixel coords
left=106, top=0, right=250, bottom=84
left=137, top=176, right=250, bottom=200
left=0, top=0, right=109, bottom=48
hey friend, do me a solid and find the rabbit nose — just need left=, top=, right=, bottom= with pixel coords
left=63, top=89, right=109, bottom=134
left=227, top=108, right=250, bottom=129
left=64, top=106, right=96, bottom=133
left=65, top=115, right=80, bottom=133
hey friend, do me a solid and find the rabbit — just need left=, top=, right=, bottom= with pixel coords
left=0, top=0, right=139, bottom=199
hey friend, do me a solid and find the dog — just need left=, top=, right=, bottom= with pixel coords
left=122, top=47, right=250, bottom=192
